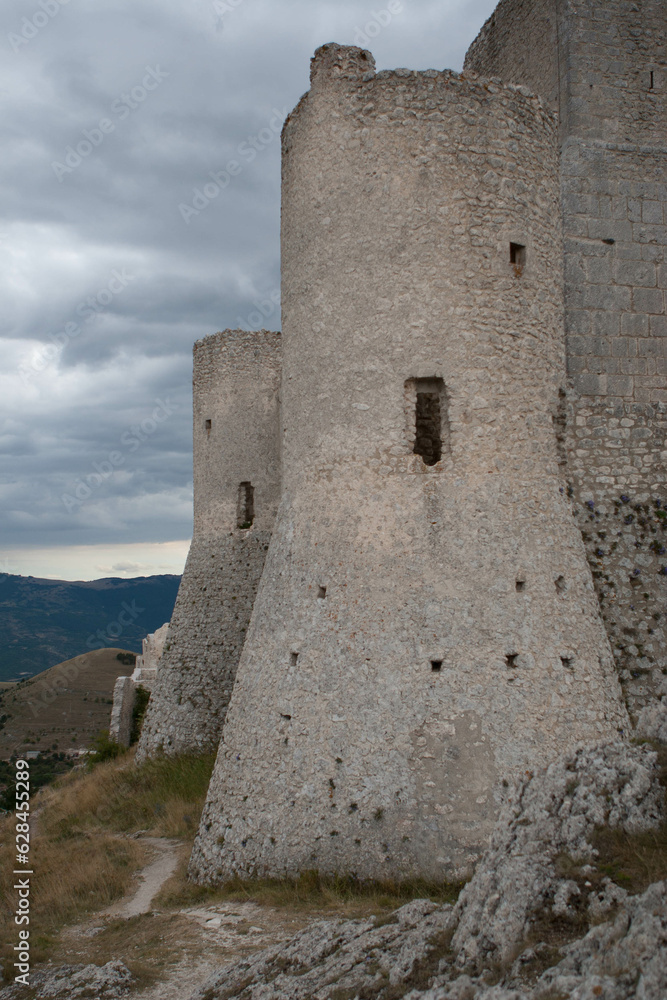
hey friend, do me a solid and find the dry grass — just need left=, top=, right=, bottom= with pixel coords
left=64, top=912, right=205, bottom=991
left=0, top=810, right=146, bottom=977
left=591, top=824, right=667, bottom=895
left=0, top=750, right=216, bottom=981
left=156, top=855, right=463, bottom=917
left=40, top=750, right=216, bottom=840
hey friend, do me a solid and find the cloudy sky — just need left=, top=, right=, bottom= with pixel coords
left=1, top=0, right=498, bottom=582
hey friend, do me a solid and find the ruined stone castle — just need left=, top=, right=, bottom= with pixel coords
left=136, top=0, right=666, bottom=883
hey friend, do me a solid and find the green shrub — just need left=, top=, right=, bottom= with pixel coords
left=88, top=730, right=125, bottom=765
left=130, top=686, right=151, bottom=745
left=116, top=652, right=137, bottom=666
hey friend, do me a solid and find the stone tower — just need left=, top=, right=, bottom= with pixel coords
left=136, top=330, right=281, bottom=759
left=189, top=45, right=627, bottom=883
left=465, top=0, right=667, bottom=723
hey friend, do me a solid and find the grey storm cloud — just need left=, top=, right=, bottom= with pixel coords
left=1, top=0, right=498, bottom=555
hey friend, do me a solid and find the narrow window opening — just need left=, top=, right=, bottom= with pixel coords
left=318, top=586, right=327, bottom=600
left=561, top=656, right=573, bottom=669
left=552, top=388, right=568, bottom=469
left=416, top=391, right=442, bottom=465
left=290, top=652, right=299, bottom=666
left=649, top=70, right=654, bottom=90
left=430, top=660, right=443, bottom=672
left=506, top=653, right=519, bottom=668
left=510, top=242, right=526, bottom=275
left=237, top=482, right=254, bottom=529
left=555, top=575, right=567, bottom=594
left=515, top=579, right=526, bottom=593
left=205, top=418, right=212, bottom=434
left=411, top=377, right=446, bottom=466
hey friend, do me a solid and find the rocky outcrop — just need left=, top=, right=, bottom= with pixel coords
left=637, top=696, right=667, bottom=745
left=451, top=741, right=663, bottom=969
left=189, top=900, right=457, bottom=1000
left=0, top=961, right=133, bottom=1000
left=187, top=883, right=667, bottom=999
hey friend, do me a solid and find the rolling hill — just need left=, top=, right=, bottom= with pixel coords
left=0, top=574, right=180, bottom=681
left=0, top=648, right=141, bottom=759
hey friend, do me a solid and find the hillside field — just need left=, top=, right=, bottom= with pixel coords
left=0, top=647, right=138, bottom=759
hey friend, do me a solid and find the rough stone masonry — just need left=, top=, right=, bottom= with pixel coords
left=141, top=0, right=665, bottom=883
left=465, top=0, right=667, bottom=721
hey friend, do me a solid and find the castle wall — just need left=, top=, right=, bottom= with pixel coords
left=464, top=0, right=667, bottom=718
left=464, top=0, right=560, bottom=115
left=136, top=330, right=281, bottom=759
left=109, top=676, right=135, bottom=747
left=190, top=46, right=627, bottom=884
left=132, top=621, right=169, bottom=689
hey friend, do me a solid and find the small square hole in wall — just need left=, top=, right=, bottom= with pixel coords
left=506, top=653, right=519, bottom=668
left=431, top=660, right=443, bottom=672
left=516, top=579, right=526, bottom=593
left=510, top=242, right=526, bottom=275
left=290, top=652, right=299, bottom=666
left=561, top=656, right=573, bottom=669
left=318, top=586, right=327, bottom=600
left=555, top=575, right=567, bottom=594
left=205, top=419, right=212, bottom=434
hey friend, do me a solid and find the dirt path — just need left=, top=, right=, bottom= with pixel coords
left=103, top=837, right=180, bottom=919
left=56, top=838, right=315, bottom=999
left=130, top=900, right=309, bottom=1000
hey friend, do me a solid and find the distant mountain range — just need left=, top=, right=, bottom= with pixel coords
left=0, top=574, right=181, bottom=681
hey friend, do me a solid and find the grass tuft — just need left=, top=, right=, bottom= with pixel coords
left=156, top=860, right=463, bottom=915
left=41, top=750, right=216, bottom=840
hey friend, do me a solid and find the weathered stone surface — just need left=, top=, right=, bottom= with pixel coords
left=465, top=0, right=667, bottom=716
left=0, top=961, right=134, bottom=1000
left=451, top=742, right=663, bottom=969
left=189, top=901, right=457, bottom=1000
left=524, top=881, right=667, bottom=1000
left=136, top=330, right=281, bottom=759
left=421, top=882, right=667, bottom=997
left=108, top=676, right=135, bottom=747
left=637, top=696, right=667, bottom=744
left=131, top=622, right=169, bottom=689
left=191, top=42, right=627, bottom=886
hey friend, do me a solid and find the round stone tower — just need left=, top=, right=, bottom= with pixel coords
left=190, top=45, right=628, bottom=881
left=137, top=329, right=281, bottom=759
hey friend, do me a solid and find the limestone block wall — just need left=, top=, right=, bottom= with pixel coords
left=464, top=0, right=667, bottom=713
left=566, top=397, right=667, bottom=721
left=109, top=676, right=135, bottom=747
left=132, top=622, right=169, bottom=689
left=190, top=46, right=627, bottom=885
left=136, top=330, right=281, bottom=759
